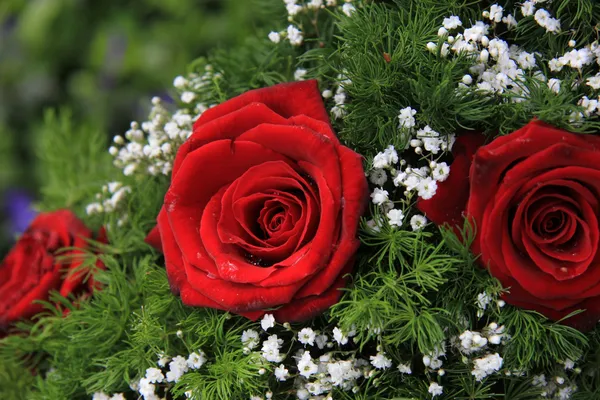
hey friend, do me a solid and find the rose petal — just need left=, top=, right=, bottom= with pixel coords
left=418, top=132, right=486, bottom=229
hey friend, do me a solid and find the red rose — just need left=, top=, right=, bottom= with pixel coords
left=145, top=80, right=368, bottom=322
left=419, top=120, right=600, bottom=330
left=0, top=210, right=102, bottom=329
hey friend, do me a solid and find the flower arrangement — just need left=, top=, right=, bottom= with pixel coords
left=3, top=1, right=600, bottom=399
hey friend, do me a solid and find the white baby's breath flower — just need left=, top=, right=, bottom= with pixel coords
left=268, top=32, right=281, bottom=43
left=294, top=68, right=308, bottom=81
left=342, top=3, right=356, bottom=17
left=242, top=329, right=260, bottom=349
left=370, top=188, right=389, bottom=205
left=443, top=16, right=462, bottom=30
left=387, top=209, right=405, bottom=227
left=298, top=328, right=316, bottom=346
left=397, top=363, right=412, bottom=374
left=370, top=353, right=393, bottom=369
left=297, top=351, right=318, bottom=378
left=287, top=25, right=303, bottom=46
left=410, top=214, right=427, bottom=231
left=261, top=314, right=276, bottom=331
left=274, top=364, right=289, bottom=381
left=428, top=382, right=443, bottom=397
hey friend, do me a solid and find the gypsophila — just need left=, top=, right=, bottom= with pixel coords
left=166, top=355, right=189, bottom=383
left=261, top=313, right=276, bottom=331
left=472, top=353, right=503, bottom=381
left=387, top=209, right=405, bottom=227
left=398, top=106, right=417, bottom=128
left=242, top=329, right=260, bottom=349
left=187, top=351, right=207, bottom=369
left=297, top=350, right=319, bottom=378
left=428, top=382, right=443, bottom=397
left=262, top=334, right=284, bottom=362
left=274, top=364, right=289, bottom=381
left=370, top=188, right=389, bottom=205
left=298, top=327, right=316, bottom=346
left=410, top=214, right=427, bottom=231
left=370, top=353, right=393, bottom=369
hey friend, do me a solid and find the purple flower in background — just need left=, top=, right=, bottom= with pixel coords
left=3, top=189, right=36, bottom=235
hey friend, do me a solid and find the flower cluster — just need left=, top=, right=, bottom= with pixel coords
left=241, top=315, right=411, bottom=399
left=430, top=4, right=600, bottom=121
left=268, top=1, right=358, bottom=47
left=130, top=350, right=206, bottom=400
left=109, top=65, right=220, bottom=179
left=366, top=107, right=455, bottom=231
left=532, top=362, right=581, bottom=400
left=85, top=181, right=131, bottom=222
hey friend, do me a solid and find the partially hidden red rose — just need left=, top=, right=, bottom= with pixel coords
left=145, top=80, right=368, bottom=322
left=419, top=120, right=600, bottom=330
left=0, top=210, right=104, bottom=329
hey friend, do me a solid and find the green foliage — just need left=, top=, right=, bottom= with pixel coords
left=4, top=1, right=600, bottom=399
left=34, top=109, right=115, bottom=216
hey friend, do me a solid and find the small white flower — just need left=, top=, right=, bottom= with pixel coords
left=322, top=89, right=333, bottom=98
left=548, top=78, right=561, bottom=94
left=145, top=367, right=164, bottom=383
left=564, top=359, right=575, bottom=370
left=294, top=68, right=308, bottom=81
left=443, top=16, right=462, bottom=30
left=548, top=58, right=564, bottom=72
left=92, top=393, right=110, bottom=400
left=287, top=25, right=303, bottom=46
left=261, top=314, right=276, bottom=331
left=462, top=74, right=473, bottom=85
left=586, top=74, right=600, bottom=90
left=342, top=2, right=356, bottom=17
left=298, top=328, right=316, bottom=346
left=297, top=351, right=318, bottom=378
left=370, top=188, right=389, bottom=205
left=166, top=355, right=189, bottom=383
left=315, top=334, right=328, bottom=349
left=432, top=162, right=450, bottom=182
left=180, top=91, right=196, bottom=104
left=532, top=374, right=547, bottom=387
left=368, top=168, right=388, bottom=186
left=286, top=3, right=303, bottom=16
left=173, top=76, right=187, bottom=89
left=410, top=214, right=427, bottom=231
left=261, top=334, right=284, bottom=362
left=557, top=386, right=576, bottom=400
left=426, top=42, right=437, bottom=52
left=387, top=209, right=405, bottom=227
left=187, top=351, right=207, bottom=369
left=308, top=0, right=323, bottom=9
left=398, top=107, right=417, bottom=128
left=274, top=364, right=289, bottom=381
left=521, top=1, right=535, bottom=17
left=502, top=14, right=517, bottom=28
left=417, top=177, right=438, bottom=200
left=241, top=329, right=260, bottom=349
left=472, top=353, right=503, bottom=381
left=157, top=353, right=170, bottom=367
left=428, top=382, right=443, bottom=397
left=332, top=327, right=349, bottom=345
left=397, top=363, right=412, bottom=374
left=268, top=31, right=281, bottom=43
left=370, top=353, right=393, bottom=369
left=488, top=4, right=503, bottom=23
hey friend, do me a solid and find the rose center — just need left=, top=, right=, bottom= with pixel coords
left=537, top=210, right=565, bottom=236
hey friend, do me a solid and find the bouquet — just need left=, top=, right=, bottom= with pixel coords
left=3, top=1, right=600, bottom=399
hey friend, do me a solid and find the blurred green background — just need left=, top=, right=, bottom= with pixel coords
left=0, top=0, right=273, bottom=253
